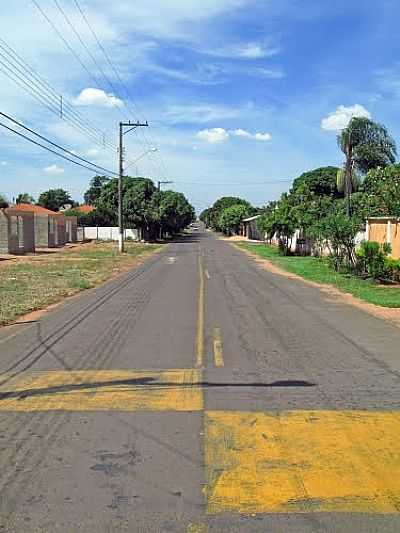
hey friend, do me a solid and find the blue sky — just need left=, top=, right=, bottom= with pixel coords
left=1, top=0, right=400, bottom=212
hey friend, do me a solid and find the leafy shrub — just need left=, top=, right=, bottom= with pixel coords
left=356, top=241, right=392, bottom=280
left=385, top=258, right=400, bottom=283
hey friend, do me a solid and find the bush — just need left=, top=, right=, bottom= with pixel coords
left=356, top=241, right=391, bottom=280
left=385, top=258, right=400, bottom=283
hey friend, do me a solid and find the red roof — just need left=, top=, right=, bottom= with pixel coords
left=74, top=205, right=95, bottom=214
left=15, top=203, right=58, bottom=215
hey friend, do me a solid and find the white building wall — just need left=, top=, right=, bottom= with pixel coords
left=81, top=227, right=139, bottom=241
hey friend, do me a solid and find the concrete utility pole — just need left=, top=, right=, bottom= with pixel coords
left=118, top=121, right=148, bottom=253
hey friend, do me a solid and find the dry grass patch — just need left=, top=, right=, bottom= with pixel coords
left=0, top=242, right=161, bottom=325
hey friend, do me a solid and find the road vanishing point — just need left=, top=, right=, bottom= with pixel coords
left=0, top=227, right=399, bottom=532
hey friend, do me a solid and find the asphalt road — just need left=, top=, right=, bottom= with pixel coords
left=0, top=228, right=399, bottom=532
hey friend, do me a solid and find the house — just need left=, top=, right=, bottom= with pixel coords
left=15, top=204, right=67, bottom=248
left=0, top=207, right=35, bottom=254
left=367, top=217, right=400, bottom=259
left=242, top=215, right=264, bottom=241
left=73, top=204, right=95, bottom=215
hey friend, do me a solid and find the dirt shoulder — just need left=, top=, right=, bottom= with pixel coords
left=0, top=241, right=162, bottom=327
left=234, top=244, right=400, bottom=329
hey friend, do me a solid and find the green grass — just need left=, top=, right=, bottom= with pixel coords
left=237, top=242, right=400, bottom=308
left=0, top=242, right=161, bottom=325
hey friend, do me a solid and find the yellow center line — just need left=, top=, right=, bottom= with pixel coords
left=213, top=328, right=224, bottom=367
left=196, top=251, right=205, bottom=368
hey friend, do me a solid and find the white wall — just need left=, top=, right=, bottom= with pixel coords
left=81, top=227, right=139, bottom=241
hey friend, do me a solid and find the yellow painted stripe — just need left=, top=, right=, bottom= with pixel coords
left=205, top=410, right=400, bottom=514
left=213, top=328, right=224, bottom=367
left=0, top=369, right=203, bottom=412
left=196, top=252, right=205, bottom=367
left=187, top=523, right=208, bottom=533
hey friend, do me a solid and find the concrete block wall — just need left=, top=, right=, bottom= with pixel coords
left=0, top=210, right=9, bottom=253
left=66, top=217, right=78, bottom=243
left=35, top=215, right=50, bottom=247
left=0, top=209, right=35, bottom=254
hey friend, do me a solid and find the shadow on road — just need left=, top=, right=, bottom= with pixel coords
left=0, top=378, right=316, bottom=401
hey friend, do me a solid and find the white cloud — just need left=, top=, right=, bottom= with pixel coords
left=256, top=67, right=285, bottom=79
left=165, top=103, right=240, bottom=124
left=254, top=132, right=272, bottom=141
left=74, top=88, right=124, bottom=108
left=321, top=104, right=371, bottom=131
left=44, top=164, right=65, bottom=175
left=1, top=161, right=7, bottom=166
left=197, top=128, right=229, bottom=143
left=231, top=129, right=272, bottom=141
left=197, top=127, right=272, bottom=143
left=210, top=42, right=280, bottom=59
left=86, top=148, right=100, bottom=157
left=231, top=128, right=252, bottom=138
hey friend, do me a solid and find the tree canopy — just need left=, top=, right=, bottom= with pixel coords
left=0, top=194, right=9, bottom=208
left=84, top=176, right=110, bottom=205
left=338, top=117, right=397, bottom=176
left=16, top=193, right=35, bottom=204
left=93, top=176, right=195, bottom=239
left=202, top=196, right=255, bottom=232
left=37, top=188, right=73, bottom=211
left=218, top=204, right=249, bottom=235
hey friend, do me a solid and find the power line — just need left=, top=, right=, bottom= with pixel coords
left=172, top=180, right=293, bottom=186
left=31, top=0, right=103, bottom=91
left=0, top=111, right=118, bottom=176
left=52, top=0, right=130, bottom=121
left=0, top=117, right=117, bottom=176
left=0, top=38, right=117, bottom=153
left=71, top=0, right=169, bottom=178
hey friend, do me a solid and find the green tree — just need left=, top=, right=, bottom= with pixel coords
left=317, top=210, right=362, bottom=269
left=96, top=177, right=158, bottom=239
left=159, top=190, right=195, bottom=235
left=38, top=188, right=73, bottom=211
left=84, top=176, right=110, bottom=205
left=208, top=196, right=254, bottom=231
left=199, top=207, right=213, bottom=228
left=338, top=117, right=397, bottom=213
left=16, top=193, right=35, bottom=204
left=361, top=164, right=400, bottom=217
left=292, top=166, right=341, bottom=198
left=218, top=204, right=249, bottom=235
left=0, top=194, right=9, bottom=208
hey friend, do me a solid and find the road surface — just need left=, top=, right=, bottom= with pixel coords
left=0, top=228, right=399, bottom=532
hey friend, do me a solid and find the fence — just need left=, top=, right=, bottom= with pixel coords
left=79, top=226, right=139, bottom=242
left=367, top=218, right=400, bottom=259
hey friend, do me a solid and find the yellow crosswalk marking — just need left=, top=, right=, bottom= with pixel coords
left=205, top=410, right=400, bottom=514
left=0, top=369, right=203, bottom=412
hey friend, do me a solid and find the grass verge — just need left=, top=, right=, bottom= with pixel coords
left=237, top=242, right=400, bottom=308
left=0, top=242, right=161, bottom=325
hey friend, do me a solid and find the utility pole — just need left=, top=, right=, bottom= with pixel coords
left=157, top=180, right=173, bottom=239
left=118, top=120, right=148, bottom=253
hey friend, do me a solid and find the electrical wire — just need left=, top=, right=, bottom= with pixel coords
left=52, top=0, right=130, bottom=122
left=0, top=111, right=118, bottom=176
left=0, top=118, right=117, bottom=177
left=71, top=0, right=169, bottom=178
left=0, top=38, right=117, bottom=153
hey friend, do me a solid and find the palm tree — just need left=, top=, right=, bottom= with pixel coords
left=338, top=117, right=397, bottom=215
